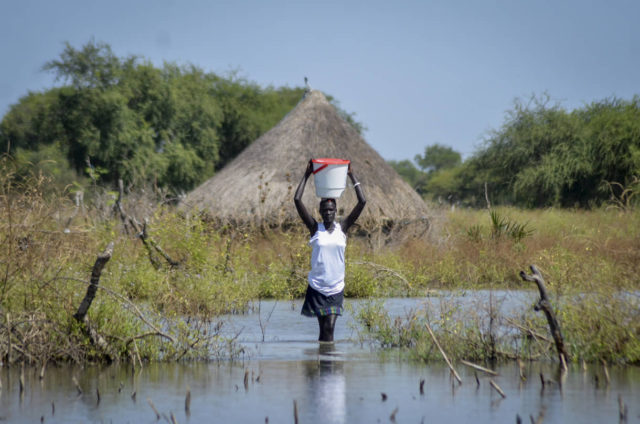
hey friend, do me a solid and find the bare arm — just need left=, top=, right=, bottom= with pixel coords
left=341, top=165, right=366, bottom=233
left=294, top=160, right=317, bottom=235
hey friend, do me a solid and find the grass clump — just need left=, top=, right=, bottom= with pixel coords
left=352, top=287, right=640, bottom=364
left=0, top=158, right=252, bottom=365
left=381, top=206, right=640, bottom=291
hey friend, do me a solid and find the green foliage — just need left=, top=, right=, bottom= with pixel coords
left=212, top=76, right=305, bottom=169
left=457, top=94, right=640, bottom=208
left=397, top=94, right=640, bottom=208
left=415, top=143, right=461, bottom=173
left=423, top=166, right=464, bottom=203
left=466, top=224, right=482, bottom=242
left=0, top=167, right=255, bottom=363
left=489, top=210, right=534, bottom=242
left=352, top=299, right=422, bottom=348
left=353, top=290, right=640, bottom=364
left=463, top=209, right=535, bottom=243
left=0, top=40, right=352, bottom=194
left=11, top=142, right=86, bottom=191
left=43, top=40, right=127, bottom=89
left=602, top=176, right=640, bottom=211
left=344, top=263, right=379, bottom=297
left=387, top=159, right=428, bottom=194
left=389, top=144, right=464, bottom=201
left=557, top=290, right=640, bottom=363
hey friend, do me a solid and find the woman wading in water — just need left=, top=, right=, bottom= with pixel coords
left=294, top=159, right=366, bottom=342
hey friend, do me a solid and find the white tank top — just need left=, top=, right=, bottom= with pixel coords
left=308, top=222, right=346, bottom=296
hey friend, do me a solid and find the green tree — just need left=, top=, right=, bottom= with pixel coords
left=415, top=143, right=461, bottom=173
left=460, top=94, right=640, bottom=208
left=1, top=40, right=365, bottom=194
left=212, top=75, right=304, bottom=169
left=43, top=40, right=132, bottom=89
left=424, top=166, right=464, bottom=203
left=387, top=159, right=428, bottom=194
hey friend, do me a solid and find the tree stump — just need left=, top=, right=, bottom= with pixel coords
left=519, top=265, right=569, bottom=367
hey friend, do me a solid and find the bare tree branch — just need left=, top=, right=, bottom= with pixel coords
left=519, top=265, right=569, bottom=367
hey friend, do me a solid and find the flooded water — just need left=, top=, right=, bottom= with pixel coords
left=1, top=295, right=638, bottom=423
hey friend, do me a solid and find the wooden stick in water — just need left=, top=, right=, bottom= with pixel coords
left=185, top=386, right=191, bottom=416
left=147, top=398, right=161, bottom=420
left=618, top=394, right=628, bottom=422
left=489, top=379, right=506, bottom=398
left=19, top=365, right=25, bottom=396
left=460, top=359, right=498, bottom=376
left=6, top=313, right=11, bottom=365
left=517, top=359, right=526, bottom=381
left=72, top=376, right=82, bottom=395
left=424, top=321, right=462, bottom=385
left=601, top=359, right=610, bottom=385
left=390, top=407, right=399, bottom=423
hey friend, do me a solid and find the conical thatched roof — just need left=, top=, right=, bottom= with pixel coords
left=180, top=90, right=431, bottom=228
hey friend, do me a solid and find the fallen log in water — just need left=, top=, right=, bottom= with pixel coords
left=460, top=359, right=498, bottom=376
left=489, top=379, right=506, bottom=398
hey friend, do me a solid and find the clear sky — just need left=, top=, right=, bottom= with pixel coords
left=1, top=0, right=638, bottom=162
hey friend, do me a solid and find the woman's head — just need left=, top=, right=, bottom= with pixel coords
left=319, top=198, right=337, bottom=224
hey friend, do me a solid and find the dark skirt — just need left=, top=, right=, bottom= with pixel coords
left=301, top=285, right=344, bottom=317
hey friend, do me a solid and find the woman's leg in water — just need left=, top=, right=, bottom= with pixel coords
left=317, top=314, right=338, bottom=342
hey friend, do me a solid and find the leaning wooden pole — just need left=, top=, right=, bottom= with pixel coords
left=519, top=265, right=569, bottom=367
left=74, top=242, right=114, bottom=322
left=74, top=242, right=114, bottom=360
left=425, top=321, right=463, bottom=384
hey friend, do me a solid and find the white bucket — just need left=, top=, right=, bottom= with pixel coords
left=312, top=158, right=350, bottom=198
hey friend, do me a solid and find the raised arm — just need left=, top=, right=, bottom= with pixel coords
left=294, top=160, right=317, bottom=234
left=341, top=164, right=366, bottom=233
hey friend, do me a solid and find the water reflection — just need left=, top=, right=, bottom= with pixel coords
left=302, top=343, right=347, bottom=424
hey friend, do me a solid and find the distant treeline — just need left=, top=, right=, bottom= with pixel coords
left=390, top=94, right=640, bottom=208
left=0, top=40, right=362, bottom=193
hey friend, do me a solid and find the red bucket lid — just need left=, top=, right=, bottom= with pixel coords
left=312, top=158, right=350, bottom=165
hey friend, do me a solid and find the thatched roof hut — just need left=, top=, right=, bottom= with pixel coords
left=180, top=90, right=431, bottom=229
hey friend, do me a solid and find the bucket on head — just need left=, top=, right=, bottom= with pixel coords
left=312, top=158, right=350, bottom=198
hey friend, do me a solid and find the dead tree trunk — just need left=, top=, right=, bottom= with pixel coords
left=74, top=242, right=114, bottom=360
left=113, top=179, right=132, bottom=235
left=140, top=220, right=179, bottom=268
left=519, top=265, right=569, bottom=367
left=74, top=242, right=114, bottom=321
left=112, top=179, right=178, bottom=269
